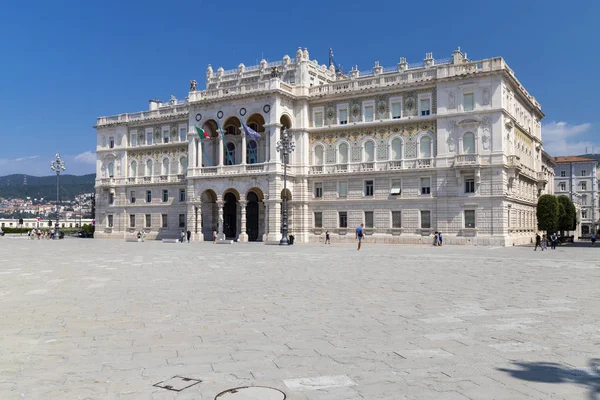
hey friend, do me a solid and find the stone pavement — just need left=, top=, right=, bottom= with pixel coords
left=1, top=237, right=599, bottom=399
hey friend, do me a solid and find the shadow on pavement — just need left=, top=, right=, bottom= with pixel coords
left=498, top=359, right=600, bottom=399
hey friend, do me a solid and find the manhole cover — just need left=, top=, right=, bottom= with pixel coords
left=214, top=386, right=286, bottom=400
left=153, top=376, right=202, bottom=392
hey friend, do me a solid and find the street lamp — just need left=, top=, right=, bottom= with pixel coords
left=276, top=128, right=295, bottom=246
left=50, top=153, right=66, bottom=239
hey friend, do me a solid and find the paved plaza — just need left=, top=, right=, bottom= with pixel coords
left=1, top=237, right=599, bottom=399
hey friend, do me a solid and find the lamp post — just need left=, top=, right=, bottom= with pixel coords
left=50, top=153, right=66, bottom=239
left=276, top=128, right=295, bottom=245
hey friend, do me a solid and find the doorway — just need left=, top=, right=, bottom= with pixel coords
left=247, top=192, right=259, bottom=241
left=224, top=192, right=237, bottom=239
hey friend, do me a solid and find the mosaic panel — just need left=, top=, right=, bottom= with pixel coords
left=326, top=143, right=336, bottom=163
left=377, top=138, right=387, bottom=160
left=351, top=140, right=361, bottom=162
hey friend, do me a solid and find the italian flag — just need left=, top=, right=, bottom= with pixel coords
left=195, top=126, right=211, bottom=139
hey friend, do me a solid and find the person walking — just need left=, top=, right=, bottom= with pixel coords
left=534, top=233, right=541, bottom=251
left=186, top=230, right=191, bottom=243
left=141, top=231, right=146, bottom=242
left=180, top=230, right=186, bottom=243
left=212, top=230, right=217, bottom=244
left=438, top=231, right=443, bottom=246
left=541, top=234, right=548, bottom=251
left=551, top=232, right=558, bottom=250
left=325, top=230, right=330, bottom=244
left=355, top=223, right=364, bottom=251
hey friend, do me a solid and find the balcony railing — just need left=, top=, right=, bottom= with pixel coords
left=454, top=154, right=480, bottom=166
left=388, top=160, right=403, bottom=170
left=310, top=166, right=324, bottom=174
left=417, top=158, right=433, bottom=168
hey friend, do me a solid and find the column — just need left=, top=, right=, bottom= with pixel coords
left=266, top=199, right=282, bottom=242
left=238, top=200, right=248, bottom=242
left=186, top=202, right=197, bottom=241
left=198, top=139, right=203, bottom=167
left=241, top=132, right=247, bottom=166
left=218, top=136, right=224, bottom=166
left=217, top=200, right=225, bottom=240
left=262, top=202, right=269, bottom=242
left=265, top=130, right=270, bottom=162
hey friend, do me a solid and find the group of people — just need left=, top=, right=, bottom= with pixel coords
left=433, top=231, right=443, bottom=246
left=180, top=230, right=192, bottom=243
left=136, top=231, right=146, bottom=241
left=534, top=232, right=560, bottom=251
left=28, top=229, right=56, bottom=240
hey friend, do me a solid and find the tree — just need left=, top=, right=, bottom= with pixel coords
left=536, top=194, right=559, bottom=233
left=557, top=195, right=577, bottom=233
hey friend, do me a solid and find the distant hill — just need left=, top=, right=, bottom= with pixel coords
left=578, top=154, right=600, bottom=162
left=0, top=174, right=96, bottom=200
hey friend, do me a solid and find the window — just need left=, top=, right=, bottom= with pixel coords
left=107, top=162, right=114, bottom=178
left=163, top=130, right=169, bottom=143
left=179, top=128, right=186, bottom=142
left=130, top=134, right=137, bottom=147
left=464, top=93, right=474, bottom=111
left=463, top=132, right=475, bottom=154
left=314, top=182, right=323, bottom=198
left=364, top=141, right=375, bottom=162
left=146, top=160, right=153, bottom=176
left=391, top=138, right=403, bottom=160
left=130, top=161, right=137, bottom=177
left=179, top=189, right=186, bottom=202
left=365, top=211, right=374, bottom=228
left=560, top=171, right=566, bottom=177
left=581, top=182, right=587, bottom=191
left=109, top=136, right=115, bottom=148
left=391, top=179, right=401, bottom=195
left=392, top=211, right=402, bottom=228
left=314, top=110, right=324, bottom=127
left=179, top=214, right=185, bottom=228
left=420, top=136, right=432, bottom=158
left=180, top=157, right=188, bottom=174
left=465, top=179, right=475, bottom=193
left=559, top=182, right=566, bottom=191
left=109, top=192, right=114, bottom=205
left=338, top=181, right=348, bottom=197
left=161, top=214, right=168, bottom=228
left=582, top=210, right=588, bottom=219
left=581, top=195, right=587, bottom=205
left=364, top=105, right=374, bottom=122
left=420, top=210, right=431, bottom=229
left=339, top=211, right=348, bottom=228
left=146, top=190, right=152, bottom=203
left=107, top=215, right=113, bottom=228
left=338, top=143, right=349, bottom=163
left=365, top=180, right=374, bottom=196
left=465, top=210, right=476, bottom=228
left=162, top=158, right=170, bottom=175
left=129, top=214, right=135, bottom=228
left=162, top=189, right=169, bottom=202
left=314, top=212, right=323, bottom=228
left=145, top=214, right=151, bottom=228
left=338, top=108, right=348, bottom=125
left=420, top=98, right=430, bottom=116
left=421, top=177, right=431, bottom=195
left=314, top=145, right=324, bottom=165
left=581, top=169, right=587, bottom=176
left=130, top=191, right=136, bottom=203
left=146, top=132, right=153, bottom=145
left=391, top=100, right=402, bottom=119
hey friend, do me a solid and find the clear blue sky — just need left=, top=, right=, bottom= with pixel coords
left=1, top=0, right=598, bottom=176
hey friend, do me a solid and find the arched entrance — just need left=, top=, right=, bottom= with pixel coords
left=201, top=189, right=218, bottom=241
left=247, top=192, right=260, bottom=241
left=224, top=192, right=237, bottom=239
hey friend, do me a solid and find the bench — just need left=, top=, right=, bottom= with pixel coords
left=162, top=238, right=180, bottom=243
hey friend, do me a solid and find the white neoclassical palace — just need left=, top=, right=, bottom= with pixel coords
left=94, top=47, right=555, bottom=246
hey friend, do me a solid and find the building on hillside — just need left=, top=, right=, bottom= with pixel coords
left=94, top=47, right=552, bottom=246
left=553, top=156, right=598, bottom=238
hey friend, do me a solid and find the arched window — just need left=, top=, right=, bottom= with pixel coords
left=338, top=143, right=349, bottom=164
left=420, top=136, right=432, bottom=158
left=146, top=160, right=153, bottom=176
left=463, top=132, right=475, bottom=154
left=391, top=138, right=403, bottom=160
left=179, top=156, right=188, bottom=174
left=364, top=141, right=375, bottom=162
left=162, top=158, right=169, bottom=175
left=225, top=142, right=236, bottom=165
left=314, top=145, right=324, bottom=165
left=130, top=161, right=137, bottom=177
left=247, top=140, right=258, bottom=164
left=107, top=162, right=114, bottom=177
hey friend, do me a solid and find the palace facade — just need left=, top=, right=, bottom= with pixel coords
left=94, top=47, right=554, bottom=245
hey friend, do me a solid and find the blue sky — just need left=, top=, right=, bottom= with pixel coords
left=0, top=0, right=598, bottom=176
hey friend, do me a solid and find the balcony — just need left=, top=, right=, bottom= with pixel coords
left=454, top=154, right=480, bottom=167
left=191, top=163, right=269, bottom=176
left=310, top=166, right=324, bottom=174
left=388, top=160, right=403, bottom=170
left=417, top=158, right=433, bottom=168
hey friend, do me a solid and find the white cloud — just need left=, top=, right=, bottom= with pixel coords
left=542, top=121, right=596, bottom=156
left=73, top=151, right=96, bottom=165
left=13, top=155, right=39, bottom=162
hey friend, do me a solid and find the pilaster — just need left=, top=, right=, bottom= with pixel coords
left=238, top=200, right=248, bottom=242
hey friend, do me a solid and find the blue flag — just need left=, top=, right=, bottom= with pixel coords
left=242, top=123, right=261, bottom=139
